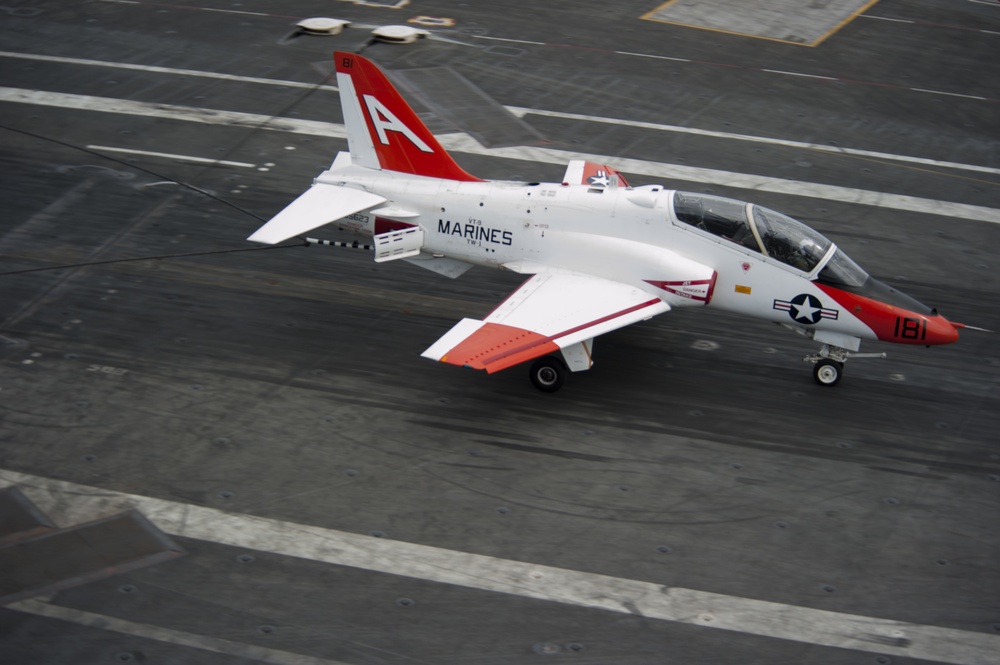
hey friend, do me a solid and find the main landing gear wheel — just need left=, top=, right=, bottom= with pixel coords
left=813, top=359, right=844, bottom=386
left=529, top=357, right=565, bottom=392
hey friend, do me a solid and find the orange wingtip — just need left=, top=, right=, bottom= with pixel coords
left=440, top=323, right=559, bottom=373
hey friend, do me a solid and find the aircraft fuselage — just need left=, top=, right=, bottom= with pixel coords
left=323, top=162, right=957, bottom=350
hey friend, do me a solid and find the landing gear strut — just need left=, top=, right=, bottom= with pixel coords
left=804, top=344, right=885, bottom=387
left=529, top=357, right=566, bottom=392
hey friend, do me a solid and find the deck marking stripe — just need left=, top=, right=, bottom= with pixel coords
left=2, top=87, right=998, bottom=225
left=466, top=37, right=998, bottom=100
left=2, top=470, right=999, bottom=665
left=0, top=50, right=992, bottom=173
left=7, top=598, right=354, bottom=665
left=86, top=145, right=256, bottom=167
left=445, top=138, right=1000, bottom=225
left=181, top=6, right=270, bottom=17
left=0, top=51, right=339, bottom=92
left=861, top=15, right=915, bottom=23
left=616, top=50, right=692, bottom=62
left=863, top=11, right=1000, bottom=34
left=508, top=107, right=1000, bottom=176
left=0, top=87, right=347, bottom=137
left=6, top=49, right=995, bottom=105
left=473, top=35, right=545, bottom=46
left=96, top=0, right=298, bottom=20
left=909, top=88, right=988, bottom=101
left=762, top=69, right=837, bottom=80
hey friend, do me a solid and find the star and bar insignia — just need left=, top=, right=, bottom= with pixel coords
left=773, top=293, right=839, bottom=325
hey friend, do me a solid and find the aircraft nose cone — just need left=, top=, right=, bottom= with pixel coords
left=926, top=313, right=961, bottom=345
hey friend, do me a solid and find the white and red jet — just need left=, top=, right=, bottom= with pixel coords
left=249, top=51, right=973, bottom=391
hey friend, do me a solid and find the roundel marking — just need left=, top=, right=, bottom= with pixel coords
left=773, top=293, right=839, bottom=325
left=790, top=293, right=823, bottom=324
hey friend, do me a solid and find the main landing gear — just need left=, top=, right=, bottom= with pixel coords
left=529, top=357, right=566, bottom=393
left=804, top=344, right=886, bottom=387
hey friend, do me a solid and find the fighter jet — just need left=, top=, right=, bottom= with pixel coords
left=249, top=51, right=973, bottom=391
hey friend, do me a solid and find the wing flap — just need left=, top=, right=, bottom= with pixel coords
left=423, top=320, right=559, bottom=372
left=248, top=184, right=386, bottom=245
left=422, top=273, right=670, bottom=373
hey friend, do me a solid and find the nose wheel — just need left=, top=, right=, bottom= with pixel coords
left=813, top=359, right=843, bottom=386
left=804, top=344, right=885, bottom=387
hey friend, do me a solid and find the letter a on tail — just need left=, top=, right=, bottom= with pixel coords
left=335, top=52, right=481, bottom=182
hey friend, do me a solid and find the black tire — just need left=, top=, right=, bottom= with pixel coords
left=529, top=357, right=565, bottom=392
left=813, top=359, right=843, bottom=386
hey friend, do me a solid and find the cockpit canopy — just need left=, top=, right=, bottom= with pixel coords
left=673, top=191, right=861, bottom=280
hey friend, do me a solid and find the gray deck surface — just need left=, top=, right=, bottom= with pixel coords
left=1, top=1, right=998, bottom=664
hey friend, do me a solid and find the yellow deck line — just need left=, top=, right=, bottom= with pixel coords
left=641, top=0, right=881, bottom=47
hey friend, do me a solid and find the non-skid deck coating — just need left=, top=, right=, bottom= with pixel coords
left=1, top=1, right=998, bottom=663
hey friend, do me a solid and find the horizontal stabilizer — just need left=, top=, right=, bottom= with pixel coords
left=248, top=184, right=385, bottom=245
left=562, top=159, right=631, bottom=189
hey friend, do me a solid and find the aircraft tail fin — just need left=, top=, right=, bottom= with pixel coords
left=334, top=51, right=482, bottom=182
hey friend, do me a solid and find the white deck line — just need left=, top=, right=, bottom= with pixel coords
left=506, top=107, right=1000, bottom=176
left=7, top=598, right=353, bottom=665
left=2, top=87, right=998, bottom=225
left=86, top=145, right=255, bottom=168
left=2, top=50, right=993, bottom=173
left=0, top=51, right=339, bottom=92
left=2, top=470, right=999, bottom=665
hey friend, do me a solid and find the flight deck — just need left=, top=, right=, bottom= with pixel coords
left=1, top=1, right=999, bottom=663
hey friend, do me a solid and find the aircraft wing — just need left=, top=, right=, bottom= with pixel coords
left=421, top=273, right=670, bottom=373
left=248, top=184, right=386, bottom=244
left=561, top=159, right=631, bottom=189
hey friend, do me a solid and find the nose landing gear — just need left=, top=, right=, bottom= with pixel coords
left=813, top=358, right=844, bottom=386
left=804, top=344, right=886, bottom=387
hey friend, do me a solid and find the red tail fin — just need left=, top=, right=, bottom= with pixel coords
left=334, top=52, right=481, bottom=182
